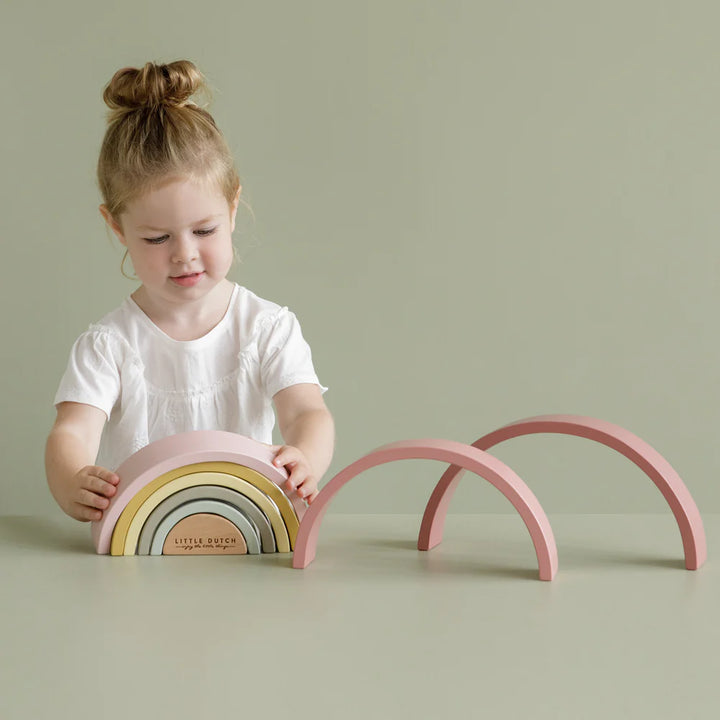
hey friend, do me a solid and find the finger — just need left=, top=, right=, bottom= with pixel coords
left=284, top=464, right=308, bottom=491
left=72, top=503, right=103, bottom=522
left=274, top=455, right=293, bottom=470
left=83, top=475, right=118, bottom=498
left=294, top=475, right=317, bottom=498
left=306, top=488, right=320, bottom=504
left=273, top=446, right=300, bottom=469
left=78, top=488, right=111, bottom=511
left=88, top=467, right=121, bottom=485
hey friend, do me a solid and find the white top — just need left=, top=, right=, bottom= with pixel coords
left=54, top=284, right=326, bottom=470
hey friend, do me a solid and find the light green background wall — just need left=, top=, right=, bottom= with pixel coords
left=1, top=1, right=717, bottom=516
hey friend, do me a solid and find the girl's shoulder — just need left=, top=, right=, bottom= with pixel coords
left=231, top=284, right=292, bottom=336
left=88, top=297, right=143, bottom=341
left=234, top=284, right=284, bottom=317
left=67, top=298, right=145, bottom=363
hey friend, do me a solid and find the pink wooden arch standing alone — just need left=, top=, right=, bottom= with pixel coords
left=292, top=438, right=559, bottom=581
left=418, top=415, right=706, bottom=570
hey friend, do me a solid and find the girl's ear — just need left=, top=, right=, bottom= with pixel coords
left=230, top=186, right=242, bottom=233
left=99, top=205, right=127, bottom=245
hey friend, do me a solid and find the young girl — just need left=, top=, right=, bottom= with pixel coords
left=45, top=60, right=334, bottom=522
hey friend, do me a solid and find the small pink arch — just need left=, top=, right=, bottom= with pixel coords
left=293, top=438, right=558, bottom=581
left=419, top=415, right=706, bottom=570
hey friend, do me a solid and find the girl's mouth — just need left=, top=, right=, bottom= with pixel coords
left=170, top=271, right=205, bottom=287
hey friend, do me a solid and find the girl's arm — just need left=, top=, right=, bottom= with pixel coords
left=272, top=384, right=335, bottom=503
left=45, top=402, right=120, bottom=521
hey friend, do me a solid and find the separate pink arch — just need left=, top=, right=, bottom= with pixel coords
left=419, top=415, right=706, bottom=570
left=293, top=438, right=558, bottom=581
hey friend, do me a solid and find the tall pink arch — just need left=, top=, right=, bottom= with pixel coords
left=419, top=415, right=706, bottom=570
left=293, top=438, right=558, bottom=581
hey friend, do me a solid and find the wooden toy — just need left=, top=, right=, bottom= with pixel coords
left=95, top=416, right=706, bottom=580
left=92, top=431, right=305, bottom=556
left=293, top=416, right=706, bottom=579
left=418, top=415, right=706, bottom=570
left=148, top=500, right=261, bottom=555
left=136, top=486, right=275, bottom=554
left=292, top=438, right=559, bottom=581
left=116, top=467, right=295, bottom=555
left=161, top=514, right=249, bottom=555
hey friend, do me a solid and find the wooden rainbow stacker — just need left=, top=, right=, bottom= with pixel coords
left=92, top=431, right=305, bottom=556
left=93, top=416, right=707, bottom=581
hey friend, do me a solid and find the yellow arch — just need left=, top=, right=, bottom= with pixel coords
left=110, top=462, right=300, bottom=555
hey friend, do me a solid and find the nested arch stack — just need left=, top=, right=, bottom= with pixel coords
left=92, top=431, right=305, bottom=556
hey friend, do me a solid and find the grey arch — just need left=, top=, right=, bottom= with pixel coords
left=137, top=485, right=276, bottom=554
left=149, top=499, right=262, bottom=555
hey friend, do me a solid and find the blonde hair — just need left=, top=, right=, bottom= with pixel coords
left=97, top=60, right=240, bottom=220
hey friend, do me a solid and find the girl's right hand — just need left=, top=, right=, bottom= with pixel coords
left=64, top=466, right=120, bottom=522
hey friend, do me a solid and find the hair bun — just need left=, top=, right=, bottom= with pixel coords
left=103, top=60, right=206, bottom=112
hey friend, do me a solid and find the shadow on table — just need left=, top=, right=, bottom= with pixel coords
left=358, top=536, right=686, bottom=577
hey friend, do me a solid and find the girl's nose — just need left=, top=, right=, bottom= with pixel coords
left=172, top=235, right=199, bottom=263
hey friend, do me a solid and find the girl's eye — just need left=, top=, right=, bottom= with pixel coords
left=141, top=227, right=216, bottom=244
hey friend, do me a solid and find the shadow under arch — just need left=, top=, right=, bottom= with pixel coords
left=419, top=415, right=706, bottom=571
left=292, top=438, right=558, bottom=581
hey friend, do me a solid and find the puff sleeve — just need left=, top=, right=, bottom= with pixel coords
left=256, top=307, right=327, bottom=399
left=53, top=328, right=122, bottom=420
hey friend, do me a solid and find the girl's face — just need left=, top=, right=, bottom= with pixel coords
left=102, top=177, right=240, bottom=306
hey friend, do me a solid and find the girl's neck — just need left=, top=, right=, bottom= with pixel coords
left=131, top=279, right=235, bottom=341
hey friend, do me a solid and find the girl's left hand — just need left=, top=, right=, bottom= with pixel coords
left=272, top=445, right=319, bottom=504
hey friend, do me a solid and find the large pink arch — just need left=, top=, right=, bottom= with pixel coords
left=293, top=438, right=558, bottom=581
left=419, top=415, right=706, bottom=570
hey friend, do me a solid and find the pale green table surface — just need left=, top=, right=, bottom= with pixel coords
left=1, top=513, right=717, bottom=719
